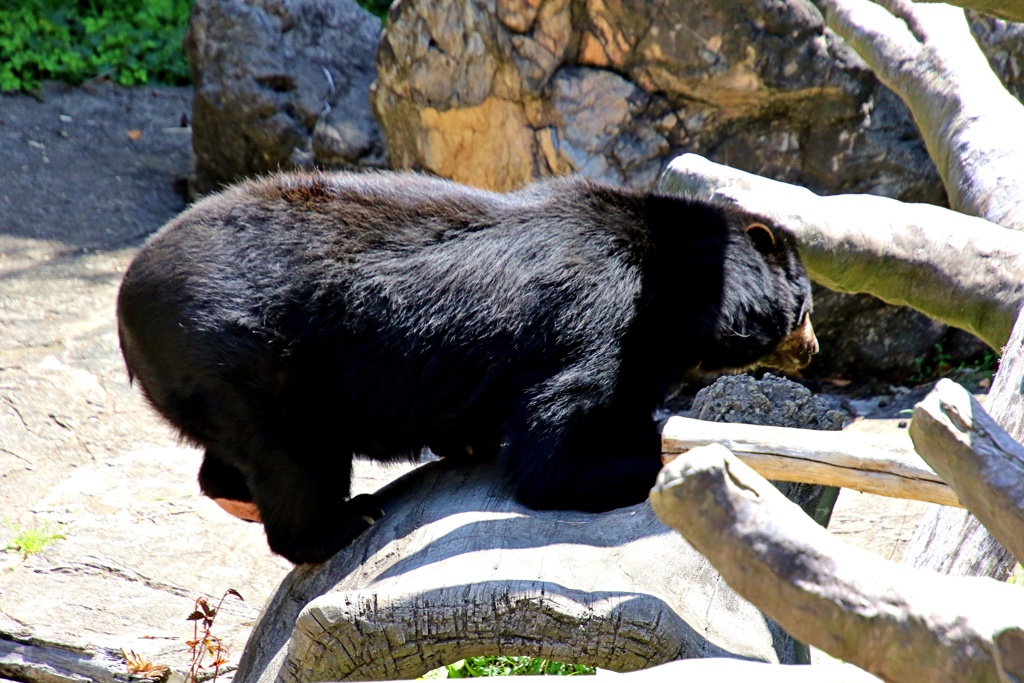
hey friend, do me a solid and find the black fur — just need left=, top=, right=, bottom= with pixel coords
left=117, top=172, right=814, bottom=563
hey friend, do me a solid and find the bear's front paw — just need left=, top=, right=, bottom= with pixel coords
left=344, top=493, right=386, bottom=532
left=271, top=494, right=386, bottom=564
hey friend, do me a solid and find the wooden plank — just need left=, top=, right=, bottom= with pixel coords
left=661, top=416, right=961, bottom=508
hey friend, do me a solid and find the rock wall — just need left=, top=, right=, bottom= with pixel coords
left=372, top=0, right=945, bottom=203
left=185, top=0, right=386, bottom=196
left=372, top=0, right=1014, bottom=378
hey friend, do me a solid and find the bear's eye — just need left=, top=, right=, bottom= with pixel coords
left=745, top=222, right=776, bottom=255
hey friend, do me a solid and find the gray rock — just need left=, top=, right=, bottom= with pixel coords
left=184, top=0, right=386, bottom=196
left=690, top=373, right=847, bottom=431
left=973, top=13, right=1024, bottom=102
left=810, top=287, right=991, bottom=381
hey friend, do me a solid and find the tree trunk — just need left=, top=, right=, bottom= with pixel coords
left=817, top=0, right=1024, bottom=584
left=233, top=459, right=799, bottom=683
left=904, top=311, right=1024, bottom=580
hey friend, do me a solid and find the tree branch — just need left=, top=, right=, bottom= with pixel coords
left=659, top=154, right=1024, bottom=349
left=650, top=444, right=1024, bottom=683
left=815, top=0, right=1024, bottom=229
left=909, top=378, right=1024, bottom=564
left=661, top=416, right=959, bottom=507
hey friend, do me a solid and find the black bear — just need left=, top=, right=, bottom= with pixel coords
left=117, top=171, right=817, bottom=564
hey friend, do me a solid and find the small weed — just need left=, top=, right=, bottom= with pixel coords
left=1008, top=564, right=1024, bottom=586
left=3, top=520, right=66, bottom=558
left=185, top=589, right=243, bottom=683
left=972, top=350, right=1000, bottom=374
left=424, top=657, right=595, bottom=678
left=910, top=344, right=999, bottom=384
left=910, top=343, right=953, bottom=383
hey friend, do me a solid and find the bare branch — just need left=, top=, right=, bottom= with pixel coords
left=909, top=378, right=1024, bottom=564
left=816, top=0, right=1024, bottom=229
left=662, top=416, right=959, bottom=507
left=650, top=444, right=1024, bottom=683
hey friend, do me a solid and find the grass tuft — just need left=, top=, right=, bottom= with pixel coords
left=4, top=519, right=66, bottom=558
left=423, top=657, right=595, bottom=678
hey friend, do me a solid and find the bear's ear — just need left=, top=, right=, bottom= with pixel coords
left=745, top=222, right=777, bottom=256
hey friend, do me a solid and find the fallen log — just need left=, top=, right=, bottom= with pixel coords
left=661, top=416, right=960, bottom=507
left=233, top=458, right=799, bottom=683
left=650, top=444, right=1024, bottom=683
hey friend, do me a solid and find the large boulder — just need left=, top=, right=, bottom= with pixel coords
left=372, top=0, right=941, bottom=200
left=184, top=0, right=386, bottom=196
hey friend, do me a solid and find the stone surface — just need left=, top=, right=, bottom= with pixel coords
left=689, top=373, right=847, bottom=430
left=688, top=373, right=847, bottom=523
left=809, top=287, right=991, bottom=381
left=373, top=0, right=942, bottom=199
left=973, top=13, right=1024, bottom=101
left=184, top=0, right=386, bottom=196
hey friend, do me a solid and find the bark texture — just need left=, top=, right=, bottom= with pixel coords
left=233, top=459, right=797, bottom=683
left=663, top=416, right=959, bottom=507
left=910, top=379, right=1024, bottom=564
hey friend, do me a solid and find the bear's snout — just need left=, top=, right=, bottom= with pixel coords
left=758, top=313, right=818, bottom=373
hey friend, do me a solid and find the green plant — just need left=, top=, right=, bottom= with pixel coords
left=0, top=0, right=193, bottom=93
left=357, top=0, right=392, bottom=18
left=911, top=343, right=953, bottom=383
left=972, top=350, right=1000, bottom=374
left=185, top=589, right=243, bottom=683
left=1008, top=564, right=1024, bottom=586
left=3, top=519, right=66, bottom=558
left=423, top=657, right=595, bottom=678
left=910, top=343, right=1000, bottom=384
left=0, top=0, right=392, bottom=93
